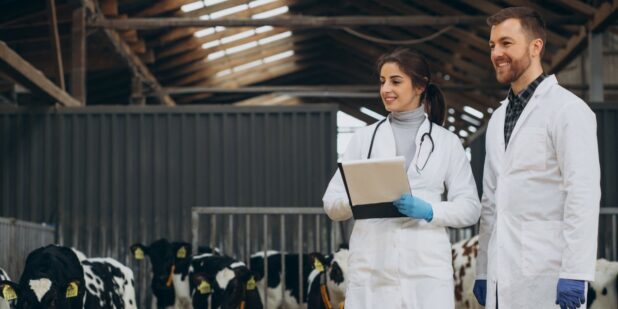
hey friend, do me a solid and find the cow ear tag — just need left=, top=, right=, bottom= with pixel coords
left=176, top=246, right=187, bottom=259
left=134, top=248, right=145, bottom=260
left=66, top=281, right=79, bottom=298
left=246, top=277, right=256, bottom=290
left=197, top=280, right=211, bottom=294
left=1, top=284, right=17, bottom=301
left=314, top=259, right=324, bottom=272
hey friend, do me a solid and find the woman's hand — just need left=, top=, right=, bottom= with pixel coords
left=393, top=193, right=433, bottom=221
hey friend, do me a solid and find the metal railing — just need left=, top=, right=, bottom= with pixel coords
left=191, top=207, right=345, bottom=307
left=0, top=217, right=56, bottom=280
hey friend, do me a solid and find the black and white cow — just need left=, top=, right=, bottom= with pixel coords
left=452, top=235, right=618, bottom=309
left=0, top=245, right=136, bottom=309
left=588, top=258, right=618, bottom=309
left=189, top=253, right=262, bottom=309
left=131, top=239, right=193, bottom=309
left=1, top=267, right=15, bottom=309
left=132, top=239, right=259, bottom=309
left=251, top=251, right=339, bottom=309
left=306, top=248, right=348, bottom=309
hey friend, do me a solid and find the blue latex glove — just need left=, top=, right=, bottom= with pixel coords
left=473, top=279, right=487, bottom=306
left=393, top=193, right=433, bottom=221
left=555, top=278, right=585, bottom=309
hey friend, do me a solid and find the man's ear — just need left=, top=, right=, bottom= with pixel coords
left=172, top=242, right=192, bottom=259
left=530, top=38, right=544, bottom=58
left=130, top=244, right=148, bottom=260
left=1, top=280, right=20, bottom=303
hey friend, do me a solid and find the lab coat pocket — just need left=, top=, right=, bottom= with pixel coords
left=522, top=221, right=564, bottom=276
left=512, top=128, right=547, bottom=171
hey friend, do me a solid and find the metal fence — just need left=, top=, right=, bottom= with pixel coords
left=191, top=206, right=346, bottom=307
left=0, top=217, right=56, bottom=280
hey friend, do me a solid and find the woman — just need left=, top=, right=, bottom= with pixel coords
left=322, top=48, right=481, bottom=308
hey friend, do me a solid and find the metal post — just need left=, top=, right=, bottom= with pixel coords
left=298, top=214, right=303, bottom=303
left=588, top=31, right=604, bottom=102
left=191, top=210, right=199, bottom=255
left=280, top=214, right=286, bottom=298
left=316, top=215, right=321, bottom=252
left=228, top=215, right=234, bottom=258
left=263, top=214, right=269, bottom=309
left=612, top=215, right=617, bottom=260
left=245, top=214, right=250, bottom=264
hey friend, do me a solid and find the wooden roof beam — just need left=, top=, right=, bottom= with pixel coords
left=549, top=0, right=617, bottom=73
left=0, top=41, right=81, bottom=106
left=88, top=15, right=584, bottom=30
left=80, top=0, right=175, bottom=106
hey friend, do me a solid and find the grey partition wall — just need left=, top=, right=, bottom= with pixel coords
left=0, top=104, right=337, bottom=255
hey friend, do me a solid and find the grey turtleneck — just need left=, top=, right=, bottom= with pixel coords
left=389, top=106, right=425, bottom=170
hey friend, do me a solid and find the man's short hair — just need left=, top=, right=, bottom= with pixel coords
left=487, top=7, right=546, bottom=56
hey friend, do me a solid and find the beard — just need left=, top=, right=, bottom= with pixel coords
left=494, top=50, right=532, bottom=84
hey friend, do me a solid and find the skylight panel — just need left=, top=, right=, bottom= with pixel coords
left=249, top=0, right=277, bottom=8
left=258, top=31, right=291, bottom=45
left=255, top=26, right=274, bottom=34
left=360, top=107, right=385, bottom=120
left=234, top=60, right=263, bottom=71
left=252, top=6, right=288, bottom=19
left=207, top=50, right=226, bottom=61
left=463, top=106, right=484, bottom=119
left=216, top=69, right=232, bottom=77
left=181, top=1, right=204, bottom=12
left=459, top=130, right=469, bottom=138
left=203, top=0, right=227, bottom=5
left=461, top=114, right=481, bottom=126
left=211, top=4, right=248, bottom=19
left=226, top=41, right=258, bottom=54
left=202, top=40, right=221, bottom=49
left=263, top=50, right=294, bottom=63
left=220, top=30, right=256, bottom=44
left=195, top=27, right=216, bottom=37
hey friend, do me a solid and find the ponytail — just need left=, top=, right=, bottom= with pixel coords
left=423, top=83, right=446, bottom=126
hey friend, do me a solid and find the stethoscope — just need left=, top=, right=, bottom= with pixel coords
left=367, top=117, right=435, bottom=173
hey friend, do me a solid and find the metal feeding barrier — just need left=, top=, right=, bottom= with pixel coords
left=191, top=207, right=346, bottom=307
left=0, top=217, right=56, bottom=280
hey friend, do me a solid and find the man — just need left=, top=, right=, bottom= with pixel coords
left=473, top=7, right=601, bottom=309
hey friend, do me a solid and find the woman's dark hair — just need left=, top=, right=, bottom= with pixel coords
left=376, top=48, right=446, bottom=126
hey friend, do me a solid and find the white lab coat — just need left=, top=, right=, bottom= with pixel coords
left=323, top=114, right=481, bottom=309
left=476, top=75, right=601, bottom=309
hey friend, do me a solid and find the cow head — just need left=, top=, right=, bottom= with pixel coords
left=131, top=239, right=192, bottom=307
left=588, top=259, right=618, bottom=309
left=1, top=280, right=19, bottom=307
left=8, top=245, right=86, bottom=309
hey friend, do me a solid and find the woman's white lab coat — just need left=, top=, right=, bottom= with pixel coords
left=323, top=114, right=481, bottom=309
left=476, top=75, right=601, bottom=309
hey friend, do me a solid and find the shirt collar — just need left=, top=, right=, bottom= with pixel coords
left=507, top=73, right=547, bottom=106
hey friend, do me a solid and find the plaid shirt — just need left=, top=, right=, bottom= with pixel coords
left=504, top=74, right=547, bottom=148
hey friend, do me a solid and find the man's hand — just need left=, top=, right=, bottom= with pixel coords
left=393, top=193, right=433, bottom=221
left=473, top=279, right=487, bottom=306
left=556, top=278, right=585, bottom=309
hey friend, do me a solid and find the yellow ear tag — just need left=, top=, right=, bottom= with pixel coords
left=134, top=248, right=144, bottom=260
left=176, top=247, right=187, bottom=259
left=314, top=259, right=324, bottom=272
left=2, top=285, right=17, bottom=301
left=197, top=281, right=211, bottom=294
left=66, top=282, right=78, bottom=298
left=246, top=277, right=256, bottom=290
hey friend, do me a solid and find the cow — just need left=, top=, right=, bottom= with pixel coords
left=452, top=235, right=482, bottom=309
left=588, top=258, right=618, bottom=309
left=1, top=267, right=15, bottom=309
left=188, top=253, right=262, bottom=309
left=251, top=251, right=347, bottom=309
left=0, top=245, right=136, bottom=308
left=452, top=235, right=618, bottom=309
left=306, top=248, right=348, bottom=309
left=131, top=239, right=193, bottom=309
left=132, top=239, right=260, bottom=309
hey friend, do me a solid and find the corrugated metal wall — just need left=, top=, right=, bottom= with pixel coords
left=469, top=103, right=618, bottom=259
left=0, top=104, right=337, bottom=306
left=0, top=217, right=56, bottom=280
